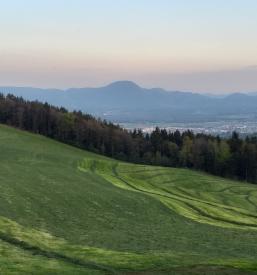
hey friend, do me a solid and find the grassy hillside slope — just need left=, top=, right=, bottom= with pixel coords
left=0, top=124, right=257, bottom=274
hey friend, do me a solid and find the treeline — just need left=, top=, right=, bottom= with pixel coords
left=0, top=93, right=256, bottom=183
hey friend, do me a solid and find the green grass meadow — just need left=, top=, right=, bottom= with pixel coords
left=0, top=124, right=256, bottom=274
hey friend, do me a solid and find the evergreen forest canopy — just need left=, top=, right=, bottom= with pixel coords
left=0, top=93, right=256, bottom=183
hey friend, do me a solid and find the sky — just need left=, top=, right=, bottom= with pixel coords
left=0, top=0, right=257, bottom=93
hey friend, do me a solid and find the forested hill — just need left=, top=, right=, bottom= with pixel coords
left=0, top=93, right=256, bottom=183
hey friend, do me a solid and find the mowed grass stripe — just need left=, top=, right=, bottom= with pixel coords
left=80, top=159, right=257, bottom=229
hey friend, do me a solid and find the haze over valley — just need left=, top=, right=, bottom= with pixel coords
left=2, top=81, right=257, bottom=135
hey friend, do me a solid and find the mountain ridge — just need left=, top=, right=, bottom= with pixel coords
left=0, top=81, right=257, bottom=122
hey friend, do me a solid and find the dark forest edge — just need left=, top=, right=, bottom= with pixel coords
left=0, top=93, right=256, bottom=183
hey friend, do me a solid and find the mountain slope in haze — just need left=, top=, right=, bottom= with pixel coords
left=0, top=124, right=257, bottom=273
left=1, top=81, right=257, bottom=122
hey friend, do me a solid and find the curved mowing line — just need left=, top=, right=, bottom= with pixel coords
left=121, top=166, right=257, bottom=220
left=118, top=168, right=169, bottom=174
left=0, top=232, right=116, bottom=274
left=246, top=194, right=257, bottom=210
left=121, top=169, right=256, bottom=198
left=211, top=185, right=252, bottom=193
left=123, top=177, right=257, bottom=228
left=146, top=181, right=257, bottom=220
left=110, top=165, right=257, bottom=229
left=120, top=167, right=257, bottom=221
left=81, top=160, right=257, bottom=229
left=180, top=201, right=257, bottom=228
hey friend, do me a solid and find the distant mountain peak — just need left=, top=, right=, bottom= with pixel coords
left=106, top=81, right=141, bottom=90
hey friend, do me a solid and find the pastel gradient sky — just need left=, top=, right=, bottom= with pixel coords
left=1, top=0, right=257, bottom=93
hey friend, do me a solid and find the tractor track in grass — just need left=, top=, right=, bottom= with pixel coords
left=246, top=192, right=257, bottom=210
left=83, top=160, right=257, bottom=228
left=123, top=172, right=257, bottom=220
left=0, top=232, right=116, bottom=274
left=150, top=184, right=257, bottom=219
left=111, top=165, right=257, bottom=229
